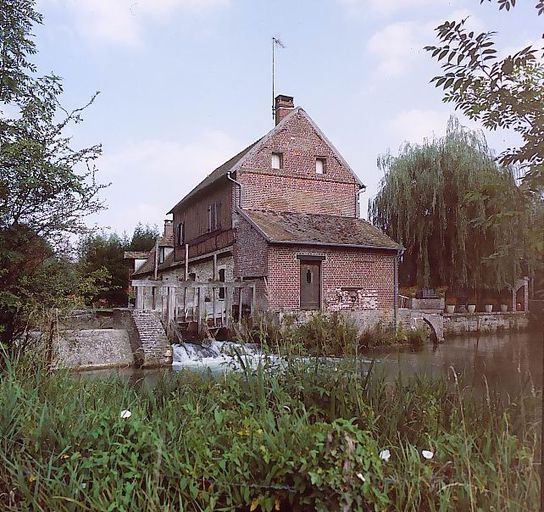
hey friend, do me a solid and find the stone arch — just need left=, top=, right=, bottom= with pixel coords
left=411, top=313, right=444, bottom=343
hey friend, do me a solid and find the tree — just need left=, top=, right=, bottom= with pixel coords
left=0, top=0, right=106, bottom=347
left=425, top=0, right=544, bottom=192
left=369, top=118, right=538, bottom=292
left=77, top=224, right=158, bottom=307
left=129, top=223, right=160, bottom=251
left=78, top=233, right=129, bottom=306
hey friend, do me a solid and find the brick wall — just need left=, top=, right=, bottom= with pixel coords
left=233, top=214, right=268, bottom=278
left=239, top=172, right=358, bottom=216
left=238, top=110, right=360, bottom=217
left=266, top=245, right=396, bottom=312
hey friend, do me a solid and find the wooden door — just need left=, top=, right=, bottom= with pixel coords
left=300, top=261, right=321, bottom=310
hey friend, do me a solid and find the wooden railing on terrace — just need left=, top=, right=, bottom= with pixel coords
left=131, top=280, right=257, bottom=337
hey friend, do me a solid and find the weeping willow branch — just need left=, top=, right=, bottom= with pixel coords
left=369, top=117, right=539, bottom=292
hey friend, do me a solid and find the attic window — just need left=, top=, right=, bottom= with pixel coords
left=271, top=152, right=283, bottom=170
left=316, top=157, right=326, bottom=175
left=158, top=247, right=165, bottom=264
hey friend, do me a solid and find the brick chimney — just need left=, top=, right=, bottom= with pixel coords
left=275, top=94, right=294, bottom=125
left=163, top=219, right=173, bottom=243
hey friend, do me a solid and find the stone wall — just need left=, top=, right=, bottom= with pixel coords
left=53, top=329, right=134, bottom=370
left=130, top=310, right=172, bottom=368
left=443, top=312, right=530, bottom=336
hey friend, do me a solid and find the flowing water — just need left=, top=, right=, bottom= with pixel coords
left=76, top=331, right=543, bottom=393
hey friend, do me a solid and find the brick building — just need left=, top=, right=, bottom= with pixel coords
left=133, top=95, right=400, bottom=319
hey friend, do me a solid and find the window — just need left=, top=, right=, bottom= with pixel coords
left=218, top=268, right=226, bottom=300
left=207, top=202, right=222, bottom=232
left=176, top=222, right=184, bottom=246
left=271, top=152, right=283, bottom=170
left=158, top=247, right=165, bottom=264
left=315, top=157, right=326, bottom=175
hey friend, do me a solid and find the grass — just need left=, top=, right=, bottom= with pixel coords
left=241, top=313, right=430, bottom=355
left=0, top=351, right=540, bottom=511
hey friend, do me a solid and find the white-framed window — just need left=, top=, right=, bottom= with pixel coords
left=315, top=157, right=326, bottom=175
left=271, top=152, right=283, bottom=170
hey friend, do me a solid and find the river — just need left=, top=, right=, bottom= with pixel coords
left=76, top=331, right=543, bottom=393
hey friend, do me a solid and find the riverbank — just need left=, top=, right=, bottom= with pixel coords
left=0, top=354, right=539, bottom=511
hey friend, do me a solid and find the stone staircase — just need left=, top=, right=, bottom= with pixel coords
left=131, top=310, right=172, bottom=368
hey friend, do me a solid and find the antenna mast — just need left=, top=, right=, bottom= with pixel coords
left=272, top=36, right=286, bottom=120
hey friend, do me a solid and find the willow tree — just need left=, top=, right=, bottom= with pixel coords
left=369, top=118, right=534, bottom=292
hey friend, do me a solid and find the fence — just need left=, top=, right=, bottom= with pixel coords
left=131, top=280, right=257, bottom=337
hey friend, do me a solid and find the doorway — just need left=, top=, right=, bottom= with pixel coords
left=300, top=260, right=321, bottom=310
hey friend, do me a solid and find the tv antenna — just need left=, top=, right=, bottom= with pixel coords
left=272, top=36, right=286, bottom=119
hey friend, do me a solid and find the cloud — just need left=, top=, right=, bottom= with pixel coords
left=367, top=21, right=422, bottom=76
left=54, top=0, right=229, bottom=47
left=367, top=9, right=484, bottom=76
left=92, top=130, right=239, bottom=233
left=389, top=109, right=451, bottom=144
left=388, top=108, right=492, bottom=146
left=338, top=0, right=436, bottom=15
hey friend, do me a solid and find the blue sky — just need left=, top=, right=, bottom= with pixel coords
left=33, top=0, right=542, bottom=235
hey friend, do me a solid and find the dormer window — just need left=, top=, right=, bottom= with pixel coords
left=316, top=157, right=326, bottom=175
left=271, top=152, right=283, bottom=170
left=158, top=247, right=165, bottom=264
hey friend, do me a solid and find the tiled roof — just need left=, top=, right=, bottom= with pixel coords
left=243, top=209, right=400, bottom=251
left=132, top=249, right=179, bottom=278
left=159, top=233, right=174, bottom=247
left=167, top=138, right=262, bottom=214
left=124, top=251, right=150, bottom=260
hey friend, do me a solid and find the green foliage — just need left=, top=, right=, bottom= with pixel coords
left=0, top=225, right=110, bottom=346
left=243, top=312, right=360, bottom=356
left=425, top=5, right=543, bottom=192
left=358, top=322, right=428, bottom=349
left=0, top=355, right=539, bottom=510
left=129, top=223, right=160, bottom=251
left=0, top=0, right=42, bottom=101
left=370, top=118, right=538, bottom=291
left=77, top=224, right=159, bottom=306
left=0, top=1, right=110, bottom=346
left=78, top=233, right=129, bottom=306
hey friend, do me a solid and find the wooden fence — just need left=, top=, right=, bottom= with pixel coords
left=131, top=280, right=257, bottom=337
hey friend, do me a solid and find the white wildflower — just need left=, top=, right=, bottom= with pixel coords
left=356, top=472, right=366, bottom=482
left=379, top=449, right=391, bottom=462
left=120, top=409, right=132, bottom=419
left=422, top=450, right=434, bottom=460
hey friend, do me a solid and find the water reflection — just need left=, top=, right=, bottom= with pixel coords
left=366, top=331, right=542, bottom=392
left=74, top=331, right=543, bottom=394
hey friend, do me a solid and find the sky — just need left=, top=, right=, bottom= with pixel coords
left=33, top=0, right=543, bottom=235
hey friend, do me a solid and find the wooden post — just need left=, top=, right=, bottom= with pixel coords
left=212, top=286, right=216, bottom=327
left=168, top=286, right=175, bottom=324
left=224, top=285, right=232, bottom=329
left=238, top=286, right=243, bottom=326
left=136, top=285, right=144, bottom=309
left=197, top=286, right=205, bottom=334
left=251, top=283, right=256, bottom=315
